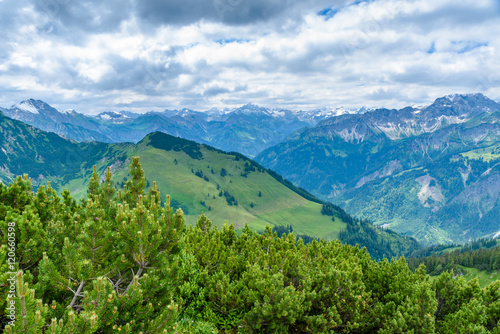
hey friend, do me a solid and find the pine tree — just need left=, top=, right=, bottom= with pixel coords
left=4, top=272, right=48, bottom=334
left=4, top=156, right=500, bottom=333
left=5, top=157, right=181, bottom=332
left=124, top=157, right=146, bottom=207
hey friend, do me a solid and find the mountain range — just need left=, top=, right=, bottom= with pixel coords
left=0, top=109, right=418, bottom=259
left=1, top=93, right=499, bottom=246
left=0, top=100, right=357, bottom=157
left=256, top=93, right=500, bottom=245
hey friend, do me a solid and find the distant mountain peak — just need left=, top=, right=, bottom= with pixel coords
left=241, top=102, right=263, bottom=109
left=357, top=107, right=374, bottom=114
left=14, top=100, right=40, bottom=114
left=234, top=103, right=270, bottom=115
left=95, top=110, right=138, bottom=123
left=437, top=93, right=497, bottom=107
left=444, top=92, right=486, bottom=101
left=11, top=99, right=62, bottom=117
left=429, top=93, right=499, bottom=115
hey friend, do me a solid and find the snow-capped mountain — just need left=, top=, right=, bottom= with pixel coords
left=15, top=100, right=40, bottom=114
left=0, top=99, right=352, bottom=156
left=298, top=106, right=360, bottom=124
left=7, top=99, right=83, bottom=123
left=1, top=99, right=110, bottom=142
left=2, top=94, right=495, bottom=158
left=298, top=93, right=500, bottom=144
left=95, top=111, right=140, bottom=124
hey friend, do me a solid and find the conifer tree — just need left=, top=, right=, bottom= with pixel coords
left=3, top=157, right=182, bottom=332
left=87, top=166, right=100, bottom=200
left=4, top=272, right=48, bottom=334
left=124, top=157, right=146, bottom=207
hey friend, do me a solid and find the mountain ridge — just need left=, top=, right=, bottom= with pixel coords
left=256, top=93, right=500, bottom=245
left=0, top=99, right=360, bottom=157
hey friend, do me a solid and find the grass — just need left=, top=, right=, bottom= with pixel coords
left=460, top=144, right=500, bottom=161
left=458, top=266, right=500, bottom=288
left=58, top=142, right=347, bottom=240
left=249, top=202, right=345, bottom=240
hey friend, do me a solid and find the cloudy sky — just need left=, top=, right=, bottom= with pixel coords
left=0, top=0, right=499, bottom=114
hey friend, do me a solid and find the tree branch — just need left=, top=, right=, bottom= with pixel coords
left=69, top=280, right=85, bottom=309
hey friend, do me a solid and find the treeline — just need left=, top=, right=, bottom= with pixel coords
left=148, top=132, right=203, bottom=159
left=265, top=169, right=324, bottom=204
left=0, top=159, right=499, bottom=333
left=271, top=225, right=318, bottom=244
left=408, top=238, right=500, bottom=276
left=321, top=203, right=421, bottom=260
left=408, top=238, right=498, bottom=259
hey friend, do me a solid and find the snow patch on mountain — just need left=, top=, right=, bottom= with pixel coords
left=268, top=109, right=287, bottom=117
left=444, top=93, right=482, bottom=102
left=15, top=101, right=39, bottom=114
left=96, top=111, right=133, bottom=123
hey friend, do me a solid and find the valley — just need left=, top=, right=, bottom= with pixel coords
left=256, top=94, right=500, bottom=245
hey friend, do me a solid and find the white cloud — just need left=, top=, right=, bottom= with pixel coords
left=0, top=0, right=498, bottom=112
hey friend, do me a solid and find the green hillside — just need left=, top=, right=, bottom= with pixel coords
left=0, top=110, right=341, bottom=240
left=57, top=134, right=421, bottom=259
left=55, top=132, right=341, bottom=240
left=0, top=112, right=421, bottom=258
left=407, top=238, right=500, bottom=288
left=459, top=267, right=500, bottom=288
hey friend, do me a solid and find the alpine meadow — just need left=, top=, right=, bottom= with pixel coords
left=1, top=0, right=500, bottom=333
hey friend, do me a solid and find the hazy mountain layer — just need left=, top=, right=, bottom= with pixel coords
left=0, top=100, right=354, bottom=157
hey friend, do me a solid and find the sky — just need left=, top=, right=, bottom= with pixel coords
left=0, top=0, right=499, bottom=114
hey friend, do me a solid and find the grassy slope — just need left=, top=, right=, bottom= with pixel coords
left=460, top=143, right=500, bottom=161
left=137, top=146, right=343, bottom=239
left=459, top=267, right=500, bottom=288
left=61, top=139, right=344, bottom=240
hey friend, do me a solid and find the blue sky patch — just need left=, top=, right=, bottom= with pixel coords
left=453, top=41, right=488, bottom=54
left=427, top=42, right=436, bottom=54
left=216, top=38, right=247, bottom=45
left=318, top=8, right=339, bottom=19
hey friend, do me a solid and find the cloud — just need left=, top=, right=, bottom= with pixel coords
left=0, top=0, right=499, bottom=113
left=135, top=0, right=343, bottom=26
left=32, top=0, right=133, bottom=33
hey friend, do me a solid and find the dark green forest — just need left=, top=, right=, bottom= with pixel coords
left=1, top=158, right=499, bottom=333
left=408, top=239, right=500, bottom=276
left=321, top=203, right=420, bottom=261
